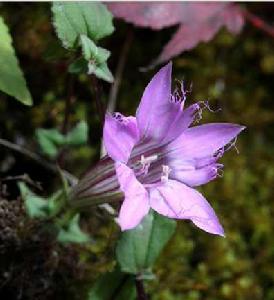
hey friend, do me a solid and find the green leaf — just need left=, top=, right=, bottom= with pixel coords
left=57, top=214, right=90, bottom=244
left=79, top=35, right=114, bottom=82
left=19, top=182, right=64, bottom=219
left=36, top=121, right=89, bottom=158
left=80, top=35, right=110, bottom=63
left=57, top=214, right=91, bottom=244
left=87, top=267, right=136, bottom=300
left=116, top=210, right=176, bottom=274
left=68, top=58, right=88, bottom=74
left=65, top=120, right=88, bottom=145
left=89, top=61, right=114, bottom=83
left=35, top=128, right=65, bottom=158
left=52, top=2, right=114, bottom=49
left=0, top=16, right=32, bottom=105
left=19, top=182, right=49, bottom=218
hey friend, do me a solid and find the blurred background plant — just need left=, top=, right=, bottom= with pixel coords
left=0, top=2, right=274, bottom=300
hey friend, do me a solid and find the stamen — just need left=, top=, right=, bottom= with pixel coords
left=170, top=80, right=192, bottom=108
left=214, top=148, right=225, bottom=159
left=193, top=100, right=221, bottom=124
left=161, top=165, right=171, bottom=184
left=137, top=154, right=158, bottom=176
left=225, top=137, right=239, bottom=154
left=141, top=154, right=158, bottom=165
left=202, top=100, right=222, bottom=113
left=216, top=164, right=224, bottom=178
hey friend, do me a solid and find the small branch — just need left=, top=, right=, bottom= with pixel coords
left=0, top=137, right=77, bottom=185
left=101, top=29, right=133, bottom=157
left=135, top=278, right=148, bottom=300
left=241, top=7, right=274, bottom=38
left=91, top=75, right=105, bottom=127
left=0, top=138, right=114, bottom=214
left=107, top=29, right=133, bottom=114
left=1, top=174, right=42, bottom=191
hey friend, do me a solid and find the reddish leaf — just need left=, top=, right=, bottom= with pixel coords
left=106, top=2, right=183, bottom=30
left=155, top=4, right=244, bottom=65
left=107, top=2, right=244, bottom=66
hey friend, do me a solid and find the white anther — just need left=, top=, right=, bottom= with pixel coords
left=139, top=154, right=158, bottom=175
left=161, top=165, right=171, bottom=184
left=141, top=154, right=158, bottom=165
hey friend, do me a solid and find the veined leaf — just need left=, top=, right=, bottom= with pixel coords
left=0, top=16, right=32, bottom=105
left=88, top=61, right=114, bottom=83
left=116, top=210, right=176, bottom=274
left=80, top=34, right=110, bottom=63
left=52, top=2, right=114, bottom=49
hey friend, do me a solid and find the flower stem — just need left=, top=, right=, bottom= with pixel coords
left=135, top=278, right=148, bottom=300
left=91, top=75, right=105, bottom=129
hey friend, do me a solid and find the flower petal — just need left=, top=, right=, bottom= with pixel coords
left=137, top=62, right=175, bottom=143
left=161, top=103, right=202, bottom=145
left=136, top=63, right=203, bottom=145
left=168, top=123, right=245, bottom=159
left=103, top=113, right=139, bottom=163
left=116, top=162, right=150, bottom=231
left=149, top=180, right=224, bottom=236
left=169, top=163, right=223, bottom=187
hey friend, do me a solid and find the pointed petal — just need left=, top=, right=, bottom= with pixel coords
left=161, top=102, right=202, bottom=144
left=115, top=162, right=150, bottom=230
left=137, top=64, right=203, bottom=145
left=137, top=62, right=174, bottom=142
left=169, top=163, right=223, bottom=187
left=149, top=180, right=224, bottom=236
left=168, top=123, right=245, bottom=159
left=103, top=113, right=139, bottom=163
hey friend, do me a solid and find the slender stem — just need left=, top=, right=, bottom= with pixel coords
left=241, top=7, right=274, bottom=38
left=91, top=75, right=105, bottom=128
left=100, top=29, right=133, bottom=157
left=1, top=174, right=42, bottom=191
left=107, top=28, right=133, bottom=113
left=0, top=137, right=77, bottom=185
left=135, top=278, right=148, bottom=300
left=0, top=138, right=115, bottom=214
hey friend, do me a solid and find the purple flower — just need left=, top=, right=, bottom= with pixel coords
left=103, top=62, right=245, bottom=236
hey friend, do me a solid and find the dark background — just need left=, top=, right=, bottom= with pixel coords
left=0, top=2, right=274, bottom=300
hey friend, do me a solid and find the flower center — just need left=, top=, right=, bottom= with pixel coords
left=136, top=154, right=158, bottom=176
left=161, top=165, right=171, bottom=184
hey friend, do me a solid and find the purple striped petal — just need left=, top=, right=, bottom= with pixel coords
left=137, top=62, right=183, bottom=143
left=103, top=113, right=139, bottom=163
left=115, top=162, right=150, bottom=231
left=161, top=103, right=201, bottom=145
left=149, top=180, right=224, bottom=236
left=167, top=123, right=245, bottom=159
left=169, top=163, right=223, bottom=187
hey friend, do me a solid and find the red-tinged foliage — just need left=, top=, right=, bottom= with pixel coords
left=107, top=2, right=244, bottom=66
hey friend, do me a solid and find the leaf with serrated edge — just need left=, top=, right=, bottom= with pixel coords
left=52, top=2, right=114, bottom=49
left=0, top=17, right=32, bottom=105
